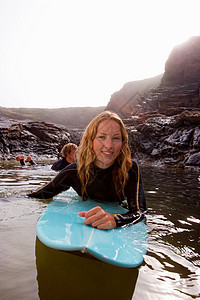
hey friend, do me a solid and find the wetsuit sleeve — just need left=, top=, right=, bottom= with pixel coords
left=27, top=166, right=73, bottom=199
left=113, top=161, right=147, bottom=227
left=113, top=210, right=146, bottom=228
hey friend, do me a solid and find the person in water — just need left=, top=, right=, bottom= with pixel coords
left=27, top=111, right=147, bottom=229
left=51, top=143, right=77, bottom=171
left=16, top=155, right=36, bottom=166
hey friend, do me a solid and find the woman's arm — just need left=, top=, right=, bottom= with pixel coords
left=27, top=179, right=69, bottom=199
left=27, top=163, right=77, bottom=199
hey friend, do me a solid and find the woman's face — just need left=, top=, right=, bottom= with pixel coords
left=93, top=119, right=122, bottom=169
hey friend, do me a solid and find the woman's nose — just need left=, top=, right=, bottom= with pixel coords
left=104, top=137, right=113, bottom=148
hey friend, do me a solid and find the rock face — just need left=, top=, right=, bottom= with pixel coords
left=104, top=36, right=200, bottom=167
left=1, top=111, right=199, bottom=168
left=137, top=83, right=200, bottom=117
left=0, top=119, right=82, bottom=160
left=125, top=110, right=200, bottom=168
left=106, top=36, right=200, bottom=118
left=147, top=36, right=200, bottom=116
left=1, top=36, right=200, bottom=168
left=161, top=36, right=200, bottom=86
left=106, top=74, right=163, bottom=118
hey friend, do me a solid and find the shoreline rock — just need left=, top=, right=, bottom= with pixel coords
left=0, top=118, right=82, bottom=161
left=123, top=110, right=200, bottom=169
left=1, top=37, right=200, bottom=169
left=1, top=111, right=199, bottom=169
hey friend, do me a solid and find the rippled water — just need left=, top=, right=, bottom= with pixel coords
left=0, top=160, right=199, bottom=300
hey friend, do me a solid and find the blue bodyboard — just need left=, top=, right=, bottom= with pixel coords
left=36, top=189, right=147, bottom=268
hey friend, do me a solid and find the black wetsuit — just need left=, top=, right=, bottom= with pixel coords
left=28, top=160, right=147, bottom=227
left=51, top=158, right=70, bottom=171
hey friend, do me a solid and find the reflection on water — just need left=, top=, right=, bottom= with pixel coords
left=36, top=238, right=138, bottom=300
left=0, top=161, right=200, bottom=299
left=133, top=167, right=200, bottom=300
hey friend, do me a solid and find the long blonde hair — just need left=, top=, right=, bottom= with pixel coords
left=77, top=111, right=132, bottom=201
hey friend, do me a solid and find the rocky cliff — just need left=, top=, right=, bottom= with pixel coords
left=0, top=37, right=200, bottom=168
left=106, top=74, right=163, bottom=118
left=0, top=118, right=82, bottom=160
left=161, top=36, right=200, bottom=86
left=0, top=109, right=199, bottom=168
left=124, top=110, right=200, bottom=168
left=106, top=36, right=200, bottom=118
left=104, top=36, right=200, bottom=168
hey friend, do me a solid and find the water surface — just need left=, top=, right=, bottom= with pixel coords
left=0, top=161, right=199, bottom=299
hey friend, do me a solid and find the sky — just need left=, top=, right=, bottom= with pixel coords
left=0, top=0, right=199, bottom=109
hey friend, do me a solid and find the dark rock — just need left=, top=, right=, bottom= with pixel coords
left=0, top=111, right=199, bottom=168
left=23, top=122, right=70, bottom=143
left=106, top=36, right=200, bottom=118
left=139, top=37, right=200, bottom=117
left=0, top=118, right=82, bottom=159
left=164, top=128, right=194, bottom=148
left=193, top=127, right=200, bottom=148
left=127, top=111, right=200, bottom=168
left=185, top=152, right=200, bottom=166
left=106, top=74, right=162, bottom=118
left=161, top=36, right=200, bottom=86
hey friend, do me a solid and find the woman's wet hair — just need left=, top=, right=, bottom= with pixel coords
left=77, top=111, right=132, bottom=201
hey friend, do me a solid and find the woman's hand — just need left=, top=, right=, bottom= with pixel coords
left=78, top=206, right=116, bottom=230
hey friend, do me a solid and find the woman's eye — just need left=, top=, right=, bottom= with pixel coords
left=113, top=136, right=120, bottom=141
left=98, top=135, right=105, bottom=140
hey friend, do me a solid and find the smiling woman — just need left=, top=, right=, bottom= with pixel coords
left=28, top=111, right=147, bottom=229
